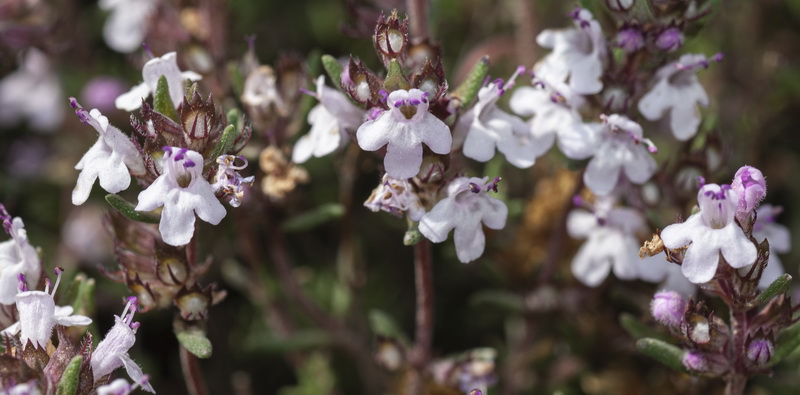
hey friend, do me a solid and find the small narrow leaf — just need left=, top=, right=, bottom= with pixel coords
left=55, top=355, right=82, bottom=395
left=383, top=60, right=411, bottom=92
left=451, top=56, right=490, bottom=110
left=68, top=274, right=95, bottom=317
left=105, top=194, right=160, bottom=224
left=209, top=124, right=236, bottom=160
left=154, top=75, right=179, bottom=122
left=772, top=320, right=800, bottom=364
left=619, top=313, right=668, bottom=341
left=176, top=328, right=213, bottom=359
left=281, top=203, right=345, bottom=232
left=321, top=55, right=343, bottom=88
left=755, top=273, right=792, bottom=306
left=636, top=338, right=687, bottom=373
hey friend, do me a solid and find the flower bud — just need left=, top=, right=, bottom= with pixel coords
left=731, top=165, right=766, bottom=224
left=616, top=28, right=644, bottom=53
left=651, top=291, right=686, bottom=328
left=682, top=351, right=728, bottom=376
left=746, top=338, right=773, bottom=367
left=656, top=27, right=683, bottom=52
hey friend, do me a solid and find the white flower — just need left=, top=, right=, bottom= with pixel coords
left=536, top=8, right=606, bottom=95
left=566, top=199, right=644, bottom=287
left=115, top=52, right=202, bottom=112
left=4, top=381, right=42, bottom=395
left=419, top=177, right=507, bottom=263
left=509, top=69, right=597, bottom=160
left=638, top=54, right=717, bottom=141
left=100, top=0, right=157, bottom=53
left=456, top=67, right=546, bottom=168
left=753, top=204, right=791, bottom=289
left=0, top=209, right=41, bottom=305
left=364, top=174, right=426, bottom=221
left=92, top=297, right=155, bottom=393
left=356, top=89, right=452, bottom=179
left=70, top=99, right=146, bottom=205
left=240, top=65, right=288, bottom=117
left=211, top=155, right=254, bottom=208
left=293, top=76, right=364, bottom=163
left=584, top=114, right=657, bottom=196
left=135, top=147, right=226, bottom=246
left=2, top=269, right=92, bottom=350
left=0, top=49, right=64, bottom=132
left=661, top=184, right=757, bottom=283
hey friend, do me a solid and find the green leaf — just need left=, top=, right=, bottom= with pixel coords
left=226, top=108, right=240, bottom=128
left=383, top=60, right=411, bottom=92
left=619, top=313, right=668, bottom=341
left=105, top=194, right=160, bottom=224
left=469, top=290, right=525, bottom=313
left=321, top=55, right=343, bottom=88
left=636, top=338, right=687, bottom=373
left=228, top=61, right=245, bottom=98
left=755, top=274, right=792, bottom=306
left=772, top=320, right=800, bottom=365
left=55, top=355, right=82, bottom=395
left=154, top=75, right=179, bottom=122
left=281, top=203, right=345, bottom=232
left=68, top=274, right=95, bottom=317
left=176, top=327, right=213, bottom=359
left=368, top=309, right=410, bottom=344
left=209, top=124, right=236, bottom=160
left=451, top=56, right=489, bottom=110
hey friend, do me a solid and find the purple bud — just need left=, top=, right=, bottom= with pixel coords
left=470, top=390, right=483, bottom=395
left=731, top=166, right=766, bottom=221
left=656, top=28, right=683, bottom=52
left=616, top=28, right=644, bottom=53
left=651, top=291, right=686, bottom=328
left=746, top=339, right=773, bottom=367
left=682, top=351, right=707, bottom=372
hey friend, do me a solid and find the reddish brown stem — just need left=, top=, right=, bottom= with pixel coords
left=180, top=346, right=208, bottom=395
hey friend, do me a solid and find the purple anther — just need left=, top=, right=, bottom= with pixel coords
left=516, top=65, right=527, bottom=75
left=162, top=146, right=173, bottom=155
left=572, top=195, right=583, bottom=207
left=69, top=97, right=79, bottom=109
left=596, top=217, right=607, bottom=226
left=378, top=89, right=388, bottom=102
left=298, top=88, right=315, bottom=97
left=712, top=52, right=724, bottom=62
left=130, top=322, right=141, bottom=330
left=0, top=205, right=11, bottom=235
left=54, top=266, right=63, bottom=275
left=647, top=145, right=658, bottom=153
left=482, top=75, right=491, bottom=87
left=394, top=100, right=404, bottom=108
left=468, top=182, right=481, bottom=193
left=75, top=109, right=90, bottom=125
left=409, top=99, right=421, bottom=106
left=45, top=277, right=51, bottom=289
left=174, top=148, right=188, bottom=161
left=17, top=273, right=28, bottom=292
left=697, top=176, right=706, bottom=188
left=183, top=159, right=196, bottom=168
left=486, top=176, right=502, bottom=193
left=368, top=108, right=383, bottom=121
left=127, top=295, right=138, bottom=305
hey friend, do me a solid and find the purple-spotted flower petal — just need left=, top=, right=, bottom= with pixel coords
left=356, top=89, right=452, bottom=179
left=135, top=147, right=226, bottom=246
left=419, top=177, right=507, bottom=263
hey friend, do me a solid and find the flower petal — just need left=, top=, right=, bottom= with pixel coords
left=103, top=0, right=154, bottom=53
left=622, top=146, right=656, bottom=184
left=571, top=242, right=610, bottom=287
left=682, top=242, right=720, bottom=283
left=135, top=177, right=169, bottom=212
left=115, top=82, right=150, bottom=111
left=463, top=120, right=500, bottom=163
left=417, top=114, right=452, bottom=155
left=719, top=226, right=757, bottom=268
left=120, top=354, right=156, bottom=393
left=356, top=116, right=391, bottom=151
left=584, top=148, right=622, bottom=196
left=454, top=224, right=485, bottom=263
left=419, top=198, right=458, bottom=243
left=158, top=196, right=199, bottom=246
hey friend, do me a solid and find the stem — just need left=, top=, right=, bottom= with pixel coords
left=406, top=0, right=429, bottom=42
left=406, top=239, right=434, bottom=395
left=726, top=310, right=749, bottom=395
left=180, top=346, right=208, bottom=395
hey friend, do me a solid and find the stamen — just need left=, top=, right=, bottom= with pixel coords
left=69, top=97, right=79, bottom=109
left=45, top=278, right=51, bottom=294
left=485, top=176, right=502, bottom=193
left=368, top=108, right=383, bottom=121
left=51, top=266, right=64, bottom=296
left=142, top=42, right=155, bottom=59
left=469, top=183, right=481, bottom=193
left=183, top=159, right=196, bottom=168
left=0, top=204, right=11, bottom=235
left=697, top=176, right=706, bottom=188
left=163, top=146, right=173, bottom=155
left=569, top=7, right=591, bottom=28
left=298, top=88, right=316, bottom=97
left=378, top=89, right=388, bottom=103
left=502, top=66, right=527, bottom=91
left=572, top=195, right=584, bottom=207
left=408, top=99, right=421, bottom=106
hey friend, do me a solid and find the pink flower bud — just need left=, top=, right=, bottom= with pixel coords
left=746, top=338, right=773, bottom=367
left=731, top=166, right=766, bottom=222
left=656, top=28, right=683, bottom=52
left=651, top=291, right=686, bottom=328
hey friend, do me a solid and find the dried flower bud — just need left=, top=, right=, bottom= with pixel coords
left=180, top=90, right=224, bottom=154
left=259, top=146, right=309, bottom=201
left=343, top=58, right=383, bottom=105
left=651, top=291, right=686, bottom=328
left=639, top=233, right=665, bottom=258
left=411, top=58, right=447, bottom=100
left=373, top=10, right=409, bottom=64
left=374, top=337, right=404, bottom=371
left=175, top=284, right=212, bottom=321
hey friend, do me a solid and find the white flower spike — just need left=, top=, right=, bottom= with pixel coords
left=115, top=52, right=202, bottom=112
left=584, top=114, right=657, bottom=196
left=293, top=75, right=364, bottom=163
left=419, top=177, right=507, bottom=263
left=0, top=206, right=41, bottom=305
left=357, top=88, right=452, bottom=179
left=92, top=297, right=156, bottom=393
left=638, top=53, right=722, bottom=140
left=2, top=268, right=92, bottom=350
left=69, top=99, right=146, bottom=205
left=135, top=147, right=226, bottom=246
left=660, top=184, right=757, bottom=283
